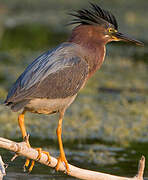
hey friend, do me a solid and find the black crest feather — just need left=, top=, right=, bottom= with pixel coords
left=69, top=3, right=118, bottom=30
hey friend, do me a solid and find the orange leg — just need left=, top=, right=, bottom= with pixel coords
left=18, top=110, right=30, bottom=147
left=56, top=110, right=69, bottom=173
left=18, top=111, right=51, bottom=172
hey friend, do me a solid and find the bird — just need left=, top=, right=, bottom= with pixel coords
left=4, top=3, right=143, bottom=173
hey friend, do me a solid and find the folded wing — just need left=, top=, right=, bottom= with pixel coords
left=5, top=42, right=89, bottom=106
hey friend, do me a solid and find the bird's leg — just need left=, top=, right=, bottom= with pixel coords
left=18, top=111, right=31, bottom=170
left=18, top=110, right=30, bottom=147
left=18, top=111, right=51, bottom=172
left=18, top=110, right=32, bottom=170
left=56, top=110, right=69, bottom=173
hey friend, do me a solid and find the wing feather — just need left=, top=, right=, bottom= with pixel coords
left=5, top=42, right=88, bottom=103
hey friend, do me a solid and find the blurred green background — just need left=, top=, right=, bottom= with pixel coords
left=0, top=0, right=147, bottom=179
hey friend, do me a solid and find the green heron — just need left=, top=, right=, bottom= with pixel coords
left=4, top=3, right=143, bottom=173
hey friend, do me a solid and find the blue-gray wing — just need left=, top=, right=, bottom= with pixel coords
left=5, top=42, right=89, bottom=104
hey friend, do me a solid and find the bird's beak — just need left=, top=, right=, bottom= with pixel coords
left=112, top=32, right=144, bottom=46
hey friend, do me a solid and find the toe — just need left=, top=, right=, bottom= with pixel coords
left=56, top=156, right=69, bottom=173
left=55, top=157, right=61, bottom=171
left=35, top=148, right=42, bottom=160
left=24, top=159, right=30, bottom=172
left=23, top=143, right=51, bottom=173
left=28, top=160, right=35, bottom=172
left=42, top=151, right=51, bottom=163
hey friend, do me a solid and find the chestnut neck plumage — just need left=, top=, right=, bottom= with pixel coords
left=68, top=25, right=107, bottom=78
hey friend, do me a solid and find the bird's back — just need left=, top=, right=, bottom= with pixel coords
left=5, top=42, right=89, bottom=112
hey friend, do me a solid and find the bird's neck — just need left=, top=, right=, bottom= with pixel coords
left=68, top=25, right=106, bottom=78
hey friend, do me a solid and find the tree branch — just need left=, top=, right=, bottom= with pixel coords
left=0, top=137, right=145, bottom=180
left=0, top=155, right=6, bottom=180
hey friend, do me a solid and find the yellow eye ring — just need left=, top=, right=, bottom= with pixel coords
left=108, top=28, right=113, bottom=33
left=108, top=28, right=117, bottom=33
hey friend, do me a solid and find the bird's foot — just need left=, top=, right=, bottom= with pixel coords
left=24, top=148, right=40, bottom=172
left=56, top=153, right=69, bottom=174
left=24, top=148, right=51, bottom=172
left=23, top=135, right=51, bottom=172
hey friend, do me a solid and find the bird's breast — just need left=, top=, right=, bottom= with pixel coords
left=87, top=45, right=106, bottom=78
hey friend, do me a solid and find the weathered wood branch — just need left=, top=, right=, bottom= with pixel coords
left=0, top=155, right=6, bottom=180
left=0, top=137, right=145, bottom=180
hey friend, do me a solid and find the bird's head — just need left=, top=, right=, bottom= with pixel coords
left=69, top=3, right=144, bottom=46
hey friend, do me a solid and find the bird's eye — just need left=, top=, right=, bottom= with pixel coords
left=108, top=28, right=117, bottom=33
left=108, top=28, right=114, bottom=33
